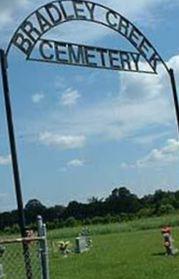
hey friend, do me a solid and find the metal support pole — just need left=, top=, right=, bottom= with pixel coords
left=0, top=48, right=25, bottom=240
left=37, top=216, right=50, bottom=279
left=0, top=49, right=33, bottom=279
left=169, top=68, right=179, bottom=134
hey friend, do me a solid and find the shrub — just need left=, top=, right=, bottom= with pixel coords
left=64, top=217, right=77, bottom=227
left=137, top=208, right=155, bottom=218
left=83, top=218, right=92, bottom=225
left=91, top=216, right=104, bottom=225
left=157, top=204, right=175, bottom=216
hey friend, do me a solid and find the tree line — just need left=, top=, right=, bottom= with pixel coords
left=0, top=187, right=179, bottom=233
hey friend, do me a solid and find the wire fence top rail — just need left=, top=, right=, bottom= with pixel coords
left=0, top=236, right=45, bottom=245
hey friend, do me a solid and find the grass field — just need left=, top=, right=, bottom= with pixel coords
left=48, top=218, right=179, bottom=279
left=1, top=215, right=179, bottom=278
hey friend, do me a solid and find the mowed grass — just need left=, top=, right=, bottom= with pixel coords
left=1, top=215, right=179, bottom=278
left=48, top=226, right=179, bottom=279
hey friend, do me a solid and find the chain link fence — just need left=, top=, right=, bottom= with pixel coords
left=0, top=237, right=42, bottom=278
left=0, top=216, right=50, bottom=279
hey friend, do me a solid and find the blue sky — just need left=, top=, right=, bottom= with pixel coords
left=0, top=0, right=179, bottom=211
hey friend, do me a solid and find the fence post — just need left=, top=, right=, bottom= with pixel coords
left=0, top=264, right=4, bottom=278
left=37, top=216, right=50, bottom=279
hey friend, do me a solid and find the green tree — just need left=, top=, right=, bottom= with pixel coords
left=25, top=199, right=46, bottom=224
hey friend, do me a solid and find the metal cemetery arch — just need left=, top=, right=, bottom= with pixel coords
left=6, top=0, right=168, bottom=74
left=0, top=1, right=179, bottom=277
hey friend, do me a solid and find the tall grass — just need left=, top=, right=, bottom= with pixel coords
left=47, top=213, right=179, bottom=240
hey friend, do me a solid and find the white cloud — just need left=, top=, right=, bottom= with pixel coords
left=133, top=131, right=171, bottom=145
left=59, top=167, right=67, bottom=172
left=0, top=193, right=7, bottom=198
left=169, top=55, right=179, bottom=85
left=54, top=81, right=171, bottom=140
left=121, top=138, right=179, bottom=169
left=0, top=0, right=28, bottom=13
left=24, top=54, right=179, bottom=149
left=56, top=100, right=166, bottom=144
left=60, top=88, right=81, bottom=107
left=32, top=93, right=44, bottom=104
left=45, top=0, right=178, bottom=44
left=67, top=159, right=85, bottom=167
left=2, top=0, right=177, bottom=48
left=54, top=76, right=67, bottom=90
left=120, top=162, right=128, bottom=169
left=120, top=66, right=164, bottom=101
left=0, top=0, right=31, bottom=47
left=39, top=132, right=86, bottom=149
left=27, top=57, right=175, bottom=146
left=0, top=155, right=11, bottom=166
left=0, top=0, right=28, bottom=29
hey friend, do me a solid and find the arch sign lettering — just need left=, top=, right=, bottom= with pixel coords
left=7, top=0, right=167, bottom=74
left=0, top=0, right=179, bottom=247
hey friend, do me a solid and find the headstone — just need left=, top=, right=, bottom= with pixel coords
left=75, top=236, right=89, bottom=254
